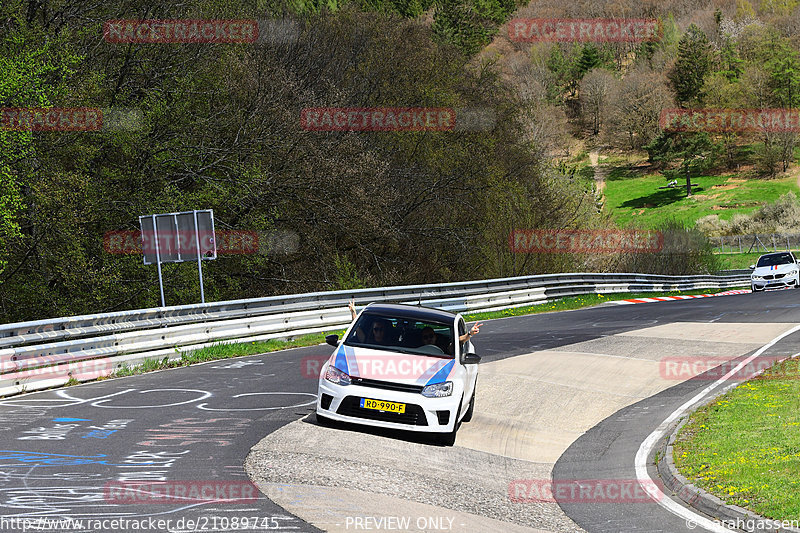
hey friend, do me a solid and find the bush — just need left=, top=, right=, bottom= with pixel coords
left=695, top=193, right=800, bottom=236
left=611, top=220, right=721, bottom=275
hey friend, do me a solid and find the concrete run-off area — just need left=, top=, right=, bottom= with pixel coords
left=245, top=321, right=791, bottom=533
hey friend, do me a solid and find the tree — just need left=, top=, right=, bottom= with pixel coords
left=580, top=69, right=616, bottom=135
left=668, top=24, right=713, bottom=106
left=604, top=67, right=673, bottom=149
left=766, top=40, right=800, bottom=107
left=718, top=37, right=744, bottom=81
left=646, top=132, right=720, bottom=197
left=432, top=0, right=517, bottom=55
left=546, top=44, right=583, bottom=100
left=575, top=44, right=609, bottom=77
left=701, top=72, right=746, bottom=168
left=0, top=7, right=81, bottom=275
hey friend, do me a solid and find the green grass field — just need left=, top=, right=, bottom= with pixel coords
left=713, top=252, right=793, bottom=270
left=602, top=165, right=800, bottom=229
left=673, top=358, right=800, bottom=520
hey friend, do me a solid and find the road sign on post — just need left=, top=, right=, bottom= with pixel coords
left=139, top=210, right=216, bottom=307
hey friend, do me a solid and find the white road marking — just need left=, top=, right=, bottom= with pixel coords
left=635, top=323, right=800, bottom=532
left=196, top=392, right=316, bottom=411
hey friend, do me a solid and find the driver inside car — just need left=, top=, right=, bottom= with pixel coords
left=369, top=318, right=393, bottom=345
left=421, top=326, right=438, bottom=346
left=421, top=326, right=452, bottom=354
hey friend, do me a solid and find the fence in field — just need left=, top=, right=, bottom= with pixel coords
left=711, top=234, right=800, bottom=254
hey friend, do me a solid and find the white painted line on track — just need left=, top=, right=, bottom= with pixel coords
left=635, top=323, right=800, bottom=532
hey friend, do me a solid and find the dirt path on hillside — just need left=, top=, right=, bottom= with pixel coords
left=589, top=151, right=606, bottom=203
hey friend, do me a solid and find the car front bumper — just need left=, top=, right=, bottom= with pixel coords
left=317, top=379, right=463, bottom=433
left=752, top=276, right=798, bottom=290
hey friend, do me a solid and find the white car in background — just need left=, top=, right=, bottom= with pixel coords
left=750, top=251, right=800, bottom=292
left=316, top=303, right=480, bottom=445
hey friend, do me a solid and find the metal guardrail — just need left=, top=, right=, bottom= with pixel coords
left=0, top=272, right=750, bottom=397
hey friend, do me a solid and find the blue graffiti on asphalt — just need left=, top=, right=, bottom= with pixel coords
left=0, top=451, right=152, bottom=467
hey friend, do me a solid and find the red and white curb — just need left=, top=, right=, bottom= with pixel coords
left=612, top=289, right=751, bottom=305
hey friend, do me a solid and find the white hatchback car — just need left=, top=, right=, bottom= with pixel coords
left=750, top=251, right=800, bottom=291
left=316, top=303, right=480, bottom=445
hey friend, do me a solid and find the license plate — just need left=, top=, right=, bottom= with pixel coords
left=360, top=398, right=406, bottom=414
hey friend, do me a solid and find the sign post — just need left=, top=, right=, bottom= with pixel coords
left=139, top=209, right=216, bottom=306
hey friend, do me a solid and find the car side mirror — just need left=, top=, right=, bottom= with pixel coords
left=325, top=334, right=340, bottom=347
left=463, top=352, right=481, bottom=365
left=749, top=265, right=755, bottom=270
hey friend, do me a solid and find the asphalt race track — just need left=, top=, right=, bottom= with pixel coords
left=1, top=289, right=798, bottom=532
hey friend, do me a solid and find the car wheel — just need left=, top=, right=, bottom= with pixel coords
left=462, top=391, right=475, bottom=423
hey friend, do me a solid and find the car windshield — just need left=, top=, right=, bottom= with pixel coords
left=757, top=253, right=795, bottom=267
left=344, top=313, right=455, bottom=358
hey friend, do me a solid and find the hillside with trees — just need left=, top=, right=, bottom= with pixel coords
left=1, top=0, right=799, bottom=322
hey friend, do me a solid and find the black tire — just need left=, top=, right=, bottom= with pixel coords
left=462, top=391, right=475, bottom=423
left=437, top=425, right=458, bottom=446
left=316, top=412, right=334, bottom=427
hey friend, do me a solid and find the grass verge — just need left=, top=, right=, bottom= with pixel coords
left=462, top=287, right=734, bottom=321
left=672, top=357, right=800, bottom=520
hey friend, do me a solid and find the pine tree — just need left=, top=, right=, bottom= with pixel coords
left=719, top=37, right=743, bottom=82
left=766, top=40, right=800, bottom=107
left=668, top=24, right=713, bottom=106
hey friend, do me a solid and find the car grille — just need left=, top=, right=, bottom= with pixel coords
left=350, top=376, right=424, bottom=393
left=762, top=274, right=786, bottom=280
left=337, top=396, right=428, bottom=426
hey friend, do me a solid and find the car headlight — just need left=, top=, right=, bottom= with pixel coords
left=421, top=381, right=453, bottom=398
left=752, top=276, right=763, bottom=280
left=324, top=365, right=351, bottom=386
